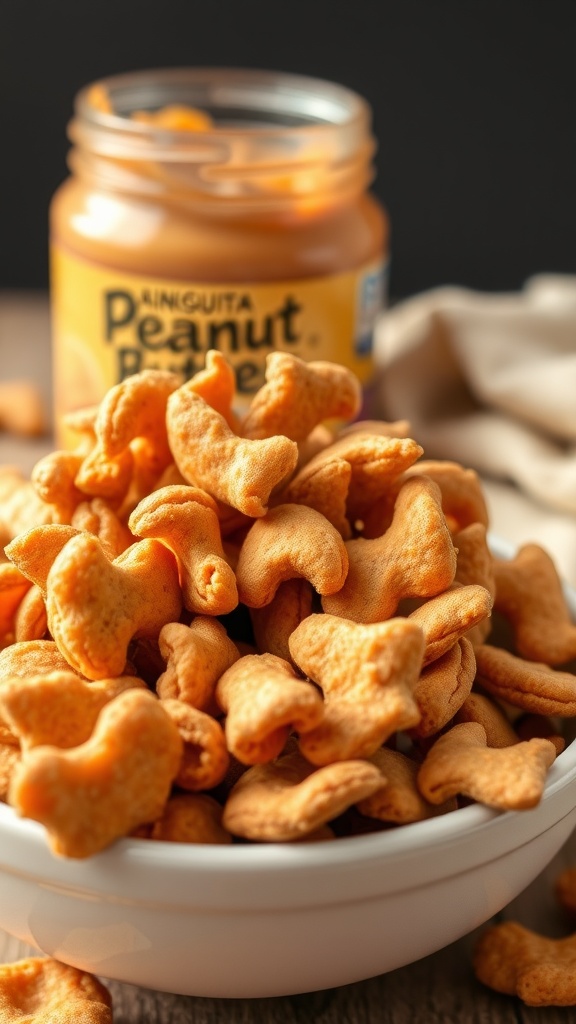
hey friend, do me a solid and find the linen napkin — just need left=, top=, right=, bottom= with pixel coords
left=373, top=275, right=576, bottom=585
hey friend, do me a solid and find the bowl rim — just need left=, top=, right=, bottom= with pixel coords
left=1, top=742, right=576, bottom=911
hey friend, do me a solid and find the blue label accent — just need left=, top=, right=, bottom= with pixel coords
left=355, top=262, right=388, bottom=356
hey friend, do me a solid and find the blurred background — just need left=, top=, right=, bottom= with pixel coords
left=1, top=0, right=574, bottom=300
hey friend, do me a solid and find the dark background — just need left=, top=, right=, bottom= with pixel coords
left=1, top=0, right=574, bottom=299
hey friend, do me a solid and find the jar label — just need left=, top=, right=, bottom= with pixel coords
left=50, top=245, right=387, bottom=443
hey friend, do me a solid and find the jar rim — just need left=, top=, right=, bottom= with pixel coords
left=72, top=67, right=373, bottom=160
left=77, top=66, right=371, bottom=133
left=69, top=68, right=376, bottom=206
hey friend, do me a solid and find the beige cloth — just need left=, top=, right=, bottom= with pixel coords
left=373, top=275, right=576, bottom=586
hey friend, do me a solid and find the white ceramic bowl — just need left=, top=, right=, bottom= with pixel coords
left=0, top=536, right=575, bottom=998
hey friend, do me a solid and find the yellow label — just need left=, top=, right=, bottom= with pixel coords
left=50, top=245, right=387, bottom=443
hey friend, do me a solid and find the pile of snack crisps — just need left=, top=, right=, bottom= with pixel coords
left=2, top=350, right=576, bottom=1011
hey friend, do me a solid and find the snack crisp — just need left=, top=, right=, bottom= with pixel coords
left=215, top=652, right=324, bottom=764
left=474, top=863, right=576, bottom=1006
left=0, top=351, right=573, bottom=864
left=9, top=688, right=183, bottom=857
left=322, top=476, right=458, bottom=622
left=0, top=957, right=112, bottom=1023
left=129, top=484, right=238, bottom=615
left=0, top=381, right=46, bottom=438
left=3, top=350, right=576, bottom=1010
left=0, top=360, right=569, bottom=872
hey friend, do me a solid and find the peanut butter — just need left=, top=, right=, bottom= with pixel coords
left=50, top=68, right=389, bottom=445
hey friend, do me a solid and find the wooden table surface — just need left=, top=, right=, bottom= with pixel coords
left=1, top=292, right=576, bottom=1022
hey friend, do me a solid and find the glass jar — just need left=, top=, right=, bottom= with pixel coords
left=50, top=68, right=389, bottom=444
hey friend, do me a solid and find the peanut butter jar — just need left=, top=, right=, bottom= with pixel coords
left=50, top=68, right=389, bottom=444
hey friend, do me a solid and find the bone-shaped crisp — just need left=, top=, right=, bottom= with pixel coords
left=403, top=460, right=490, bottom=532
left=474, top=644, right=576, bottom=717
left=279, top=456, right=352, bottom=537
left=250, top=578, right=314, bottom=664
left=8, top=527, right=182, bottom=680
left=94, top=368, right=180, bottom=462
left=185, top=350, right=240, bottom=431
left=166, top=388, right=298, bottom=517
left=222, top=748, right=383, bottom=841
left=302, top=431, right=424, bottom=528
left=295, top=423, right=336, bottom=470
left=71, top=498, right=134, bottom=559
left=454, top=691, right=519, bottom=747
left=156, top=618, right=240, bottom=710
left=474, top=920, right=576, bottom=1007
left=129, top=484, right=238, bottom=615
left=453, top=522, right=495, bottom=644
left=410, top=637, right=476, bottom=739
left=5, top=524, right=78, bottom=599
left=289, top=614, right=425, bottom=763
left=322, top=476, right=457, bottom=623
left=150, top=793, right=232, bottom=844
left=493, top=543, right=576, bottom=665
left=407, top=583, right=493, bottom=664
left=283, top=431, right=424, bottom=540
left=454, top=522, right=496, bottom=594
left=417, top=721, right=556, bottom=810
left=31, top=449, right=86, bottom=523
left=358, top=747, right=457, bottom=823
left=240, top=352, right=362, bottom=442
left=363, top=457, right=491, bottom=541
left=0, top=958, right=112, bottom=1023
left=160, top=697, right=230, bottom=791
left=0, top=639, right=83, bottom=684
left=73, top=437, right=136, bottom=505
left=9, top=688, right=183, bottom=857
left=236, top=504, right=349, bottom=607
left=215, top=652, right=325, bottom=764
left=0, top=670, right=146, bottom=750
left=75, top=369, right=181, bottom=505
